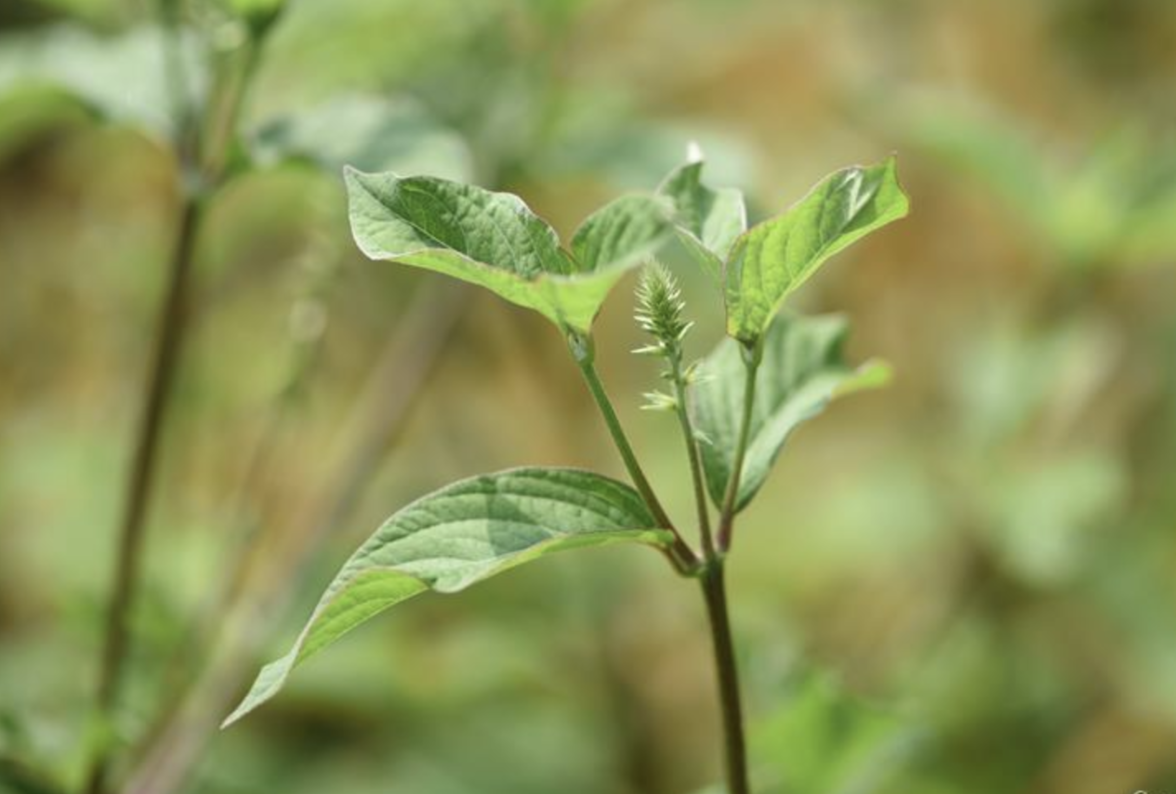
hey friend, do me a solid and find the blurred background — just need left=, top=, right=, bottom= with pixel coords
left=2, top=0, right=1176, bottom=792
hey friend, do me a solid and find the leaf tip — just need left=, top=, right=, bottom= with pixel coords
left=883, top=152, right=912, bottom=218
left=836, top=358, right=894, bottom=397
left=219, top=651, right=297, bottom=730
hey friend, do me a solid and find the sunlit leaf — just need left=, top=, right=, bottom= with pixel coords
left=570, top=193, right=672, bottom=274
left=223, top=468, right=671, bottom=726
left=724, top=156, right=908, bottom=342
left=346, top=169, right=669, bottom=331
left=694, top=314, right=890, bottom=512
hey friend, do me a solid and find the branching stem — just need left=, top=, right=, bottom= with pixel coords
left=668, top=352, right=715, bottom=558
left=717, top=343, right=760, bottom=552
left=703, top=338, right=761, bottom=793
left=569, top=334, right=698, bottom=571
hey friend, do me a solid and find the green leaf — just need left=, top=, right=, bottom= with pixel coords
left=251, top=94, right=472, bottom=180
left=0, top=25, right=205, bottom=141
left=694, top=314, right=890, bottom=512
left=346, top=169, right=670, bottom=331
left=724, top=156, right=909, bottom=342
left=753, top=671, right=918, bottom=794
left=570, top=193, right=672, bottom=274
left=657, top=151, right=746, bottom=282
left=223, top=468, right=671, bottom=727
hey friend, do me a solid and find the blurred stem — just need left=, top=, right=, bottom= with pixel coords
left=569, top=335, right=698, bottom=572
left=699, top=562, right=749, bottom=794
left=85, top=7, right=266, bottom=793
left=202, top=33, right=264, bottom=180
left=85, top=183, right=202, bottom=794
left=121, top=280, right=469, bottom=794
left=717, top=344, right=760, bottom=552
left=669, top=353, right=715, bottom=558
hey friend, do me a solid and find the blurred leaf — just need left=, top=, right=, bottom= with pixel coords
left=251, top=94, right=473, bottom=180
left=0, top=757, right=66, bottom=794
left=0, top=24, right=205, bottom=141
left=223, top=468, right=670, bottom=726
left=724, top=157, right=909, bottom=342
left=658, top=149, right=747, bottom=283
left=983, top=452, right=1125, bottom=585
left=0, top=85, right=91, bottom=162
left=898, top=95, right=1176, bottom=268
left=346, top=169, right=669, bottom=331
left=753, top=672, right=919, bottom=794
left=694, top=314, right=890, bottom=512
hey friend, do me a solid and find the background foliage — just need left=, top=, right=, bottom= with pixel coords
left=1, top=0, right=1175, bottom=792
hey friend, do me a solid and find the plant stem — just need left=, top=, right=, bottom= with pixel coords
left=669, top=356, right=715, bottom=558
left=85, top=7, right=264, bottom=790
left=121, top=280, right=469, bottom=794
left=717, top=344, right=760, bottom=552
left=569, top=336, right=697, bottom=570
left=700, top=562, right=749, bottom=794
left=85, top=192, right=201, bottom=794
left=701, top=341, right=760, bottom=791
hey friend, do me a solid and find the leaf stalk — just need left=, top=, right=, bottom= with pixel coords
left=717, top=340, right=761, bottom=552
left=569, top=333, right=699, bottom=572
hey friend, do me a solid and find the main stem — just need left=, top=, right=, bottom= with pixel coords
left=659, top=341, right=751, bottom=791
left=702, top=341, right=760, bottom=792
left=700, top=562, right=749, bottom=794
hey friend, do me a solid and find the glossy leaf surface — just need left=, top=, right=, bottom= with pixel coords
left=346, top=169, right=669, bottom=331
left=724, top=157, right=908, bottom=342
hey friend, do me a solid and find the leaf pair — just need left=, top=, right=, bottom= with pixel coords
left=346, top=154, right=907, bottom=340
left=660, top=153, right=909, bottom=343
left=346, top=169, right=672, bottom=333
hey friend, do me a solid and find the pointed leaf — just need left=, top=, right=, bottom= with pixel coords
left=694, top=314, right=890, bottom=512
left=223, top=468, right=671, bottom=727
left=346, top=169, right=667, bottom=331
left=658, top=155, right=746, bottom=282
left=724, top=156, right=909, bottom=342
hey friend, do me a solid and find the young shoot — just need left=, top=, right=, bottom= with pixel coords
left=222, top=150, right=910, bottom=794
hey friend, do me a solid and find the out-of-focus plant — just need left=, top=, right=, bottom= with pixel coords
left=222, top=151, right=909, bottom=792
left=0, top=2, right=477, bottom=793
left=895, top=93, right=1176, bottom=272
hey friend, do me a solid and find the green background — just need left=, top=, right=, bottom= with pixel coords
left=1, top=0, right=1175, bottom=792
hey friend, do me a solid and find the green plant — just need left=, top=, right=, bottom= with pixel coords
left=223, top=151, right=907, bottom=791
